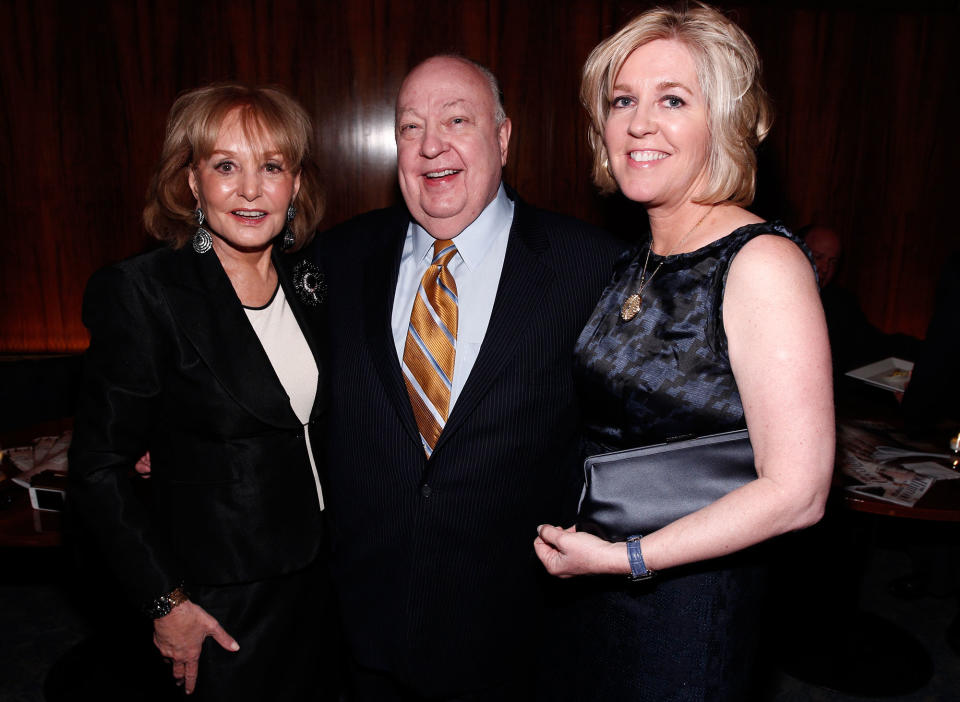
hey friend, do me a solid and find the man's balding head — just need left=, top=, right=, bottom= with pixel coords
left=395, top=56, right=512, bottom=240
left=803, top=225, right=842, bottom=288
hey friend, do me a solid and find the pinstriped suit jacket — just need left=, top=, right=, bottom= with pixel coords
left=318, top=190, right=623, bottom=697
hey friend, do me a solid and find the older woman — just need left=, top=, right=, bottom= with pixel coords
left=534, top=3, right=834, bottom=700
left=69, top=84, right=334, bottom=700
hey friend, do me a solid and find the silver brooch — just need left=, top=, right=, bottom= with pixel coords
left=293, top=260, right=326, bottom=307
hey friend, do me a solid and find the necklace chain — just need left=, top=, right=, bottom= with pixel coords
left=620, top=206, right=713, bottom=322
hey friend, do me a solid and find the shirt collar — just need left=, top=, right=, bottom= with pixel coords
left=410, top=184, right=513, bottom=270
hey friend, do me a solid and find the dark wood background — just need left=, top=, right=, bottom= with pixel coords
left=1, top=0, right=956, bottom=353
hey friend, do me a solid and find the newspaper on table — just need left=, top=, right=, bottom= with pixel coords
left=0, top=431, right=72, bottom=488
left=838, top=422, right=958, bottom=508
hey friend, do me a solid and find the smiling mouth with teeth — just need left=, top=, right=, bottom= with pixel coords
left=629, top=151, right=669, bottom=163
left=425, top=169, right=461, bottom=179
left=232, top=210, right=268, bottom=219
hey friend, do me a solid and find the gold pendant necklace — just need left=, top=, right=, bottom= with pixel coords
left=620, top=207, right=713, bottom=322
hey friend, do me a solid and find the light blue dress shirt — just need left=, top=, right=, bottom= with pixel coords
left=392, top=184, right=515, bottom=412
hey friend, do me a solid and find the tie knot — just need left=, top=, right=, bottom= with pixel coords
left=432, top=240, right=457, bottom=267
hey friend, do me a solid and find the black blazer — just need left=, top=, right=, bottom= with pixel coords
left=68, top=245, right=327, bottom=609
left=318, top=191, right=623, bottom=697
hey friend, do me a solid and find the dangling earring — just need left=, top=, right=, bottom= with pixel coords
left=281, top=204, right=297, bottom=251
left=192, top=208, right=213, bottom=254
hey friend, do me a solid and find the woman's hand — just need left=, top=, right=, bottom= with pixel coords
left=534, top=524, right=629, bottom=578
left=153, top=601, right=239, bottom=694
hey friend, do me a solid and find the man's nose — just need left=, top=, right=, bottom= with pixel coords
left=420, top=124, right=449, bottom=158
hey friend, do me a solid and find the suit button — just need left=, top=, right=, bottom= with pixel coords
left=420, top=484, right=432, bottom=498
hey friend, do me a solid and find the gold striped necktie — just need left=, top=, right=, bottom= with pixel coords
left=403, top=240, right=459, bottom=456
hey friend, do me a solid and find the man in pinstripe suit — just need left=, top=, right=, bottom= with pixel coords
left=319, top=55, right=622, bottom=701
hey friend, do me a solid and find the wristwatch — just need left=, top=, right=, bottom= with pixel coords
left=626, top=535, right=656, bottom=582
left=144, top=586, right=189, bottom=619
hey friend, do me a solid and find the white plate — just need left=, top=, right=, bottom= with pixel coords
left=845, top=357, right=914, bottom=392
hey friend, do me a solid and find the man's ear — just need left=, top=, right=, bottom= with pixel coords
left=498, top=118, right=512, bottom=167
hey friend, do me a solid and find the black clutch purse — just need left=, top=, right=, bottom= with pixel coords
left=576, top=429, right=755, bottom=542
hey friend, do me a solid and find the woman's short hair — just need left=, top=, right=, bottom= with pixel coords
left=581, top=2, right=772, bottom=205
left=144, top=83, right=323, bottom=251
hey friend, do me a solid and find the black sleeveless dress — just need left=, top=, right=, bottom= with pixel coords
left=557, top=222, right=806, bottom=702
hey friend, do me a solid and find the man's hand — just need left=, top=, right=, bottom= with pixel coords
left=135, top=452, right=152, bottom=478
left=153, top=600, right=239, bottom=694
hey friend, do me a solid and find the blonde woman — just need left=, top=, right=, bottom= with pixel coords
left=535, top=4, right=833, bottom=699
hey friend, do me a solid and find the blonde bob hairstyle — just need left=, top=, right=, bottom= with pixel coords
left=581, top=2, right=772, bottom=206
left=144, top=83, right=324, bottom=252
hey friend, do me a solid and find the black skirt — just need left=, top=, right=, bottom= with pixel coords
left=540, top=553, right=768, bottom=702
left=187, top=556, right=341, bottom=701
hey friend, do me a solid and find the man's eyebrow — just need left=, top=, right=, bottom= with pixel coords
left=396, top=99, right=473, bottom=121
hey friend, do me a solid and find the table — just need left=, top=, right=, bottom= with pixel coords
left=0, top=487, right=61, bottom=548
left=845, top=477, right=960, bottom=521
left=779, top=419, right=959, bottom=695
left=0, top=418, right=71, bottom=548
left=838, top=418, right=960, bottom=521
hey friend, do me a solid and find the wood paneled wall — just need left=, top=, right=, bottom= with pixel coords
left=1, top=0, right=956, bottom=352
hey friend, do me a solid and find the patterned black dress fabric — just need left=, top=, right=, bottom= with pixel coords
left=559, top=223, right=805, bottom=702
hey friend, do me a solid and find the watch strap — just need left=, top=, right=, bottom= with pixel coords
left=627, top=535, right=655, bottom=582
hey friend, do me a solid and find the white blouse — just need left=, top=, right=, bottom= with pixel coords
left=244, top=283, right=323, bottom=509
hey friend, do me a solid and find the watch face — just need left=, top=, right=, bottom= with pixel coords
left=146, top=595, right=172, bottom=619
left=145, top=587, right=187, bottom=618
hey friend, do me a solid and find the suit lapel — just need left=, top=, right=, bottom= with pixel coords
left=157, top=247, right=298, bottom=428
left=274, top=248, right=327, bottom=420
left=362, top=213, right=422, bottom=445
left=435, top=198, right=553, bottom=452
